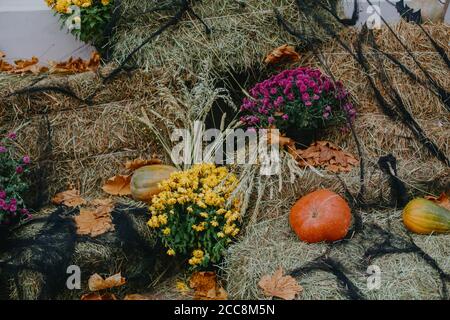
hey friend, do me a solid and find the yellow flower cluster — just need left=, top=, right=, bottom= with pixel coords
left=46, top=0, right=110, bottom=14
left=147, top=163, right=241, bottom=266
left=188, top=250, right=204, bottom=266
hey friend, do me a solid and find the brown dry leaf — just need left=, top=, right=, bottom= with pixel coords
left=87, top=52, right=101, bottom=70
left=124, top=158, right=162, bottom=171
left=0, top=60, right=13, bottom=72
left=0, top=51, right=13, bottom=72
left=52, top=188, right=86, bottom=207
left=425, top=193, right=450, bottom=211
left=75, top=199, right=115, bottom=237
left=264, top=44, right=300, bottom=65
left=9, top=56, right=48, bottom=75
left=49, top=52, right=100, bottom=74
left=295, top=141, right=358, bottom=173
left=0, top=52, right=47, bottom=74
left=258, top=267, right=302, bottom=300
left=81, top=293, right=117, bottom=300
left=189, top=272, right=228, bottom=300
left=102, top=175, right=131, bottom=196
left=88, top=273, right=126, bottom=291
left=268, top=130, right=296, bottom=152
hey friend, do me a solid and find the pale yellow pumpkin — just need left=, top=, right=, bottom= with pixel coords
left=402, top=198, right=450, bottom=234
left=130, top=165, right=178, bottom=202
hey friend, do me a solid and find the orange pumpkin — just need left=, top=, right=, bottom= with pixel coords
left=289, top=189, right=351, bottom=243
left=130, top=165, right=178, bottom=202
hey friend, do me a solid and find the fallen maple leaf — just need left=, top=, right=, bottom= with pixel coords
left=0, top=51, right=13, bottom=72
left=88, top=273, right=126, bottom=291
left=0, top=52, right=48, bottom=74
left=74, top=199, right=115, bottom=237
left=264, top=44, right=300, bottom=65
left=294, top=141, right=358, bottom=173
left=9, top=56, right=48, bottom=75
left=81, top=293, right=117, bottom=300
left=425, top=193, right=450, bottom=211
left=52, top=188, right=86, bottom=207
left=0, top=60, right=13, bottom=72
left=124, top=158, right=162, bottom=171
left=258, top=268, right=302, bottom=300
left=189, top=272, right=228, bottom=300
left=102, top=175, right=131, bottom=196
left=49, top=52, right=100, bottom=74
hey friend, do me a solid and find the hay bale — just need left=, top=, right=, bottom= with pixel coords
left=0, top=205, right=169, bottom=300
left=0, top=69, right=185, bottom=202
left=112, top=0, right=340, bottom=74
left=222, top=209, right=450, bottom=300
left=300, top=22, right=449, bottom=167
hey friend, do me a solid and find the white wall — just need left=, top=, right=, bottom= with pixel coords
left=0, top=0, right=49, bottom=12
left=0, top=0, right=95, bottom=65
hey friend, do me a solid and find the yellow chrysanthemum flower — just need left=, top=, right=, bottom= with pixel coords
left=193, top=249, right=204, bottom=258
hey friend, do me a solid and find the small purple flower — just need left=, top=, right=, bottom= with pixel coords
left=268, top=116, right=275, bottom=124
left=9, top=204, right=17, bottom=212
left=301, top=93, right=310, bottom=102
left=323, top=112, right=330, bottom=120
left=0, top=146, right=7, bottom=153
left=0, top=190, right=5, bottom=199
left=305, top=101, right=312, bottom=107
left=274, top=96, right=284, bottom=108
left=16, top=166, right=24, bottom=174
left=282, top=114, right=289, bottom=121
left=7, top=132, right=17, bottom=140
left=1, top=202, right=9, bottom=211
left=22, top=155, right=31, bottom=165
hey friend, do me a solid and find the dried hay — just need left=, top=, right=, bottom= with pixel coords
left=301, top=22, right=449, bottom=164
left=222, top=22, right=450, bottom=300
left=0, top=68, right=189, bottom=201
left=222, top=208, right=450, bottom=300
left=112, top=0, right=340, bottom=74
left=0, top=205, right=173, bottom=300
left=0, top=10, right=448, bottom=301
